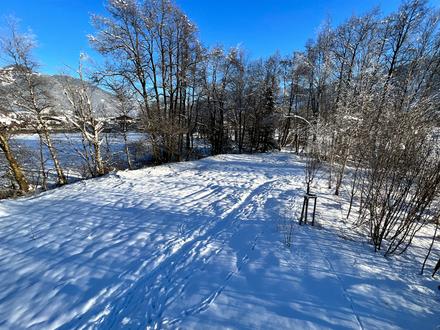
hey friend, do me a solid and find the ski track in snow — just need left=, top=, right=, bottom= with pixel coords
left=0, top=152, right=439, bottom=330
left=54, top=154, right=302, bottom=330
left=79, top=177, right=295, bottom=329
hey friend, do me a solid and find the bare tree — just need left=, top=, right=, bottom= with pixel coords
left=0, top=16, right=67, bottom=186
left=89, top=0, right=203, bottom=164
left=199, top=44, right=235, bottom=155
left=61, top=54, right=106, bottom=177
left=106, top=78, right=135, bottom=170
left=0, top=119, right=30, bottom=193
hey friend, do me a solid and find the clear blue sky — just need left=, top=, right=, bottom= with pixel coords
left=0, top=0, right=439, bottom=75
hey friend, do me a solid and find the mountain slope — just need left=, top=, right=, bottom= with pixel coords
left=0, top=65, right=119, bottom=116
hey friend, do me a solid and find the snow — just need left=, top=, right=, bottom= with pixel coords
left=0, top=152, right=439, bottom=329
left=343, top=115, right=362, bottom=122
left=0, top=114, right=21, bottom=126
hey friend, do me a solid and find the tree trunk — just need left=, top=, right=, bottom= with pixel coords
left=328, top=133, right=335, bottom=189
left=0, top=131, right=30, bottom=192
left=39, top=118, right=67, bottom=186
left=38, top=133, right=47, bottom=191
left=123, top=122, right=133, bottom=170
left=94, top=130, right=105, bottom=176
left=335, top=148, right=349, bottom=196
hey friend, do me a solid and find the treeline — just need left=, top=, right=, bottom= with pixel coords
left=90, top=0, right=440, bottom=258
left=1, top=0, right=440, bottom=257
left=85, top=0, right=440, bottom=166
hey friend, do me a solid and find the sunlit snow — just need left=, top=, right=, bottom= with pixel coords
left=0, top=152, right=438, bottom=329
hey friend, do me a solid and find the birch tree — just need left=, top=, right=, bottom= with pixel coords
left=61, top=54, right=106, bottom=177
left=0, top=113, right=30, bottom=192
left=0, top=16, right=67, bottom=186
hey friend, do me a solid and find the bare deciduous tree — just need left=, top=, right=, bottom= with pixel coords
left=61, top=54, right=106, bottom=177
left=89, top=0, right=203, bottom=164
left=0, top=16, right=67, bottom=186
left=0, top=122, right=30, bottom=193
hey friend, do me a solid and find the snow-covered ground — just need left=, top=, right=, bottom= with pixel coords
left=0, top=152, right=439, bottom=329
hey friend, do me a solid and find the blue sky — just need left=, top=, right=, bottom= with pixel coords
left=0, top=0, right=438, bottom=75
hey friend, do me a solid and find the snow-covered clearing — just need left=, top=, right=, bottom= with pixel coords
left=0, top=152, right=439, bottom=329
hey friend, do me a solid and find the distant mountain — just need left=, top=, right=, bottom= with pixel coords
left=0, top=65, right=122, bottom=118
left=46, top=74, right=122, bottom=117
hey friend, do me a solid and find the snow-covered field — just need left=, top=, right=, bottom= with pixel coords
left=0, top=152, right=439, bottom=329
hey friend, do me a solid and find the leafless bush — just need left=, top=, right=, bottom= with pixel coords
left=128, top=138, right=150, bottom=167
left=354, top=108, right=440, bottom=256
left=277, top=204, right=299, bottom=247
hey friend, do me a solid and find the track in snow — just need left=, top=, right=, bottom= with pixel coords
left=62, top=170, right=299, bottom=329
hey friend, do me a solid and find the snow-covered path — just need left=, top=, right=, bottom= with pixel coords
left=0, top=153, right=438, bottom=329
